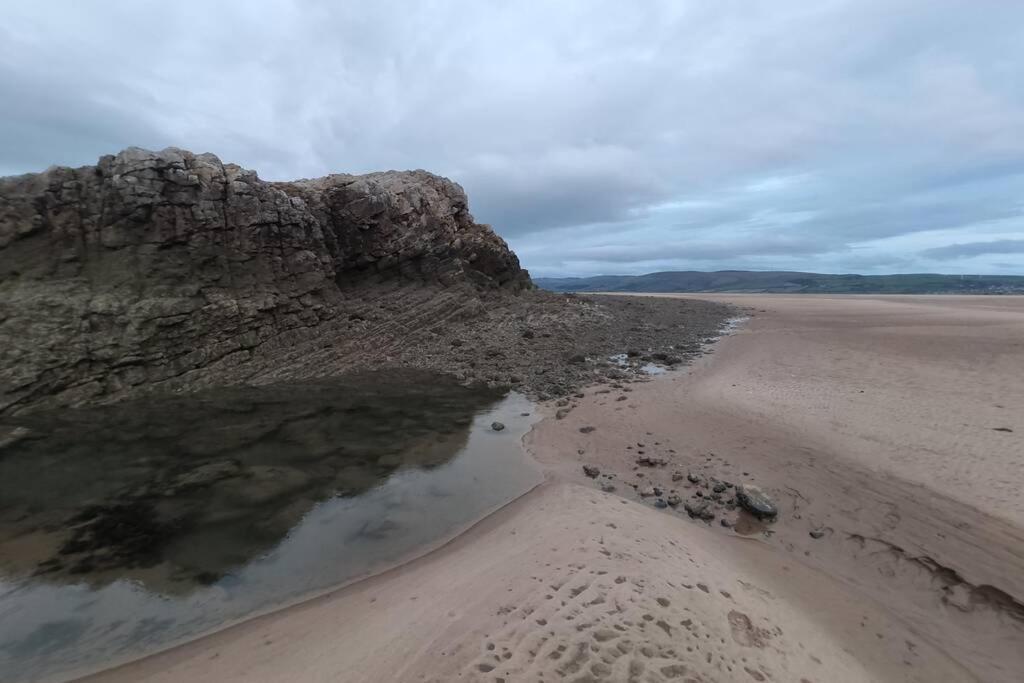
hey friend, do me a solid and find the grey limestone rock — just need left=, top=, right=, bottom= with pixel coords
left=0, top=148, right=530, bottom=413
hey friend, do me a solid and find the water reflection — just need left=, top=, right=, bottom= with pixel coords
left=0, top=370, right=541, bottom=682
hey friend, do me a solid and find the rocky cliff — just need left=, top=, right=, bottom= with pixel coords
left=0, top=148, right=529, bottom=413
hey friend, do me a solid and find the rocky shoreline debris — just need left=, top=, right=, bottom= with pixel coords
left=579, top=430, right=780, bottom=531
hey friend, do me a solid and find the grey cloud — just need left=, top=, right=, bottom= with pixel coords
left=0, top=63, right=169, bottom=175
left=921, top=239, right=1024, bottom=261
left=2, top=1, right=1024, bottom=274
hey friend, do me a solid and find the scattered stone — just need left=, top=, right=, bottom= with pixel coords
left=639, top=486, right=656, bottom=497
left=683, top=500, right=714, bottom=520
left=993, top=427, right=1014, bottom=433
left=635, top=456, right=667, bottom=467
left=720, top=518, right=734, bottom=528
left=687, top=473, right=701, bottom=484
left=616, top=395, right=628, bottom=402
left=736, top=485, right=778, bottom=520
left=582, top=465, right=600, bottom=479
left=600, top=482, right=616, bottom=493
left=666, top=494, right=682, bottom=507
left=490, top=421, right=505, bottom=432
left=555, top=398, right=570, bottom=407
left=809, top=527, right=827, bottom=539
left=652, top=486, right=663, bottom=496
left=653, top=499, right=668, bottom=509
left=671, top=471, right=684, bottom=482
left=712, top=482, right=727, bottom=493
left=555, top=408, right=571, bottom=420
left=521, top=329, right=535, bottom=339
left=579, top=426, right=596, bottom=434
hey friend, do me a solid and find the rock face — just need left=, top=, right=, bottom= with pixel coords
left=0, top=148, right=529, bottom=413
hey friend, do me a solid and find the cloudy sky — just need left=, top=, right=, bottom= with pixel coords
left=3, top=1, right=1023, bottom=277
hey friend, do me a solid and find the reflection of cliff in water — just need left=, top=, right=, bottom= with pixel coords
left=0, top=370, right=502, bottom=593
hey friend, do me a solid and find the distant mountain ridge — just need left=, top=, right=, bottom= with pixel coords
left=535, top=270, right=1024, bottom=295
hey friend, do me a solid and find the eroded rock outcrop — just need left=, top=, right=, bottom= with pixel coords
left=0, top=148, right=529, bottom=413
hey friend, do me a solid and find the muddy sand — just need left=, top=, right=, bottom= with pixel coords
left=85, top=294, right=1024, bottom=683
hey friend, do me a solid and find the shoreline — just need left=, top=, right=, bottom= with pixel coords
left=83, top=294, right=1024, bottom=682
left=46, top=397, right=547, bottom=683
left=10, top=295, right=736, bottom=683
left=74, top=307, right=742, bottom=683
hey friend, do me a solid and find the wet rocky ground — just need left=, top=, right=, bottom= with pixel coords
left=576, top=426, right=780, bottom=536
left=333, top=291, right=738, bottom=400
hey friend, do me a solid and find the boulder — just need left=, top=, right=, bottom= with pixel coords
left=735, top=484, right=778, bottom=520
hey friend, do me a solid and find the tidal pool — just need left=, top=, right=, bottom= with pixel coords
left=0, top=370, right=541, bottom=682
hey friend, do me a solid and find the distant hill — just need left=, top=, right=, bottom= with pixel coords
left=534, top=270, right=1024, bottom=295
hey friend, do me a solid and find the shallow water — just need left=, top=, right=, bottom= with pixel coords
left=0, top=371, right=541, bottom=682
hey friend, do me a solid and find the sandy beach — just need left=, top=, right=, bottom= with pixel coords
left=84, top=294, right=1024, bottom=683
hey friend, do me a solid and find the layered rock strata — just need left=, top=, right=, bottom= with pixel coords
left=0, top=148, right=529, bottom=413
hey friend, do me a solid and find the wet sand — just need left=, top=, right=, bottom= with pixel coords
left=85, top=294, right=1024, bottom=683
